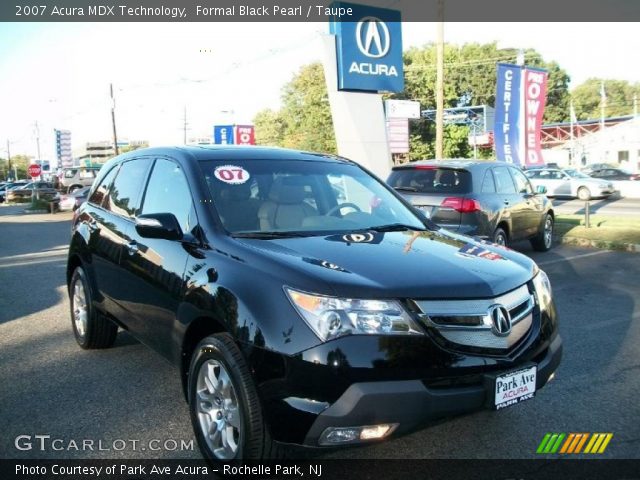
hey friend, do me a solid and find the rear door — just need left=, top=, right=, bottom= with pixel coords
left=387, top=166, right=472, bottom=230
left=508, top=167, right=544, bottom=238
left=83, top=159, right=151, bottom=322
left=491, top=166, right=525, bottom=240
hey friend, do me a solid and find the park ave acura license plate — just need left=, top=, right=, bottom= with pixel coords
left=494, top=365, right=537, bottom=410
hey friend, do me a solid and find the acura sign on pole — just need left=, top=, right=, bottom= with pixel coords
left=330, top=3, right=403, bottom=92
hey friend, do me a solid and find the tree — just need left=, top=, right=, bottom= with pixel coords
left=571, top=78, right=640, bottom=120
left=401, top=42, right=571, bottom=158
left=253, top=63, right=336, bottom=153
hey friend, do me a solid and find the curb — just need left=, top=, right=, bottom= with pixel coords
left=554, top=235, right=640, bottom=253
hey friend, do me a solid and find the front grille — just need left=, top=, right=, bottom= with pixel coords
left=414, top=285, right=534, bottom=350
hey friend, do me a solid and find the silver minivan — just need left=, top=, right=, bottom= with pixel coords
left=60, top=167, right=100, bottom=192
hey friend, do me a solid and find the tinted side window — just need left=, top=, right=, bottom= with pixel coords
left=510, top=168, right=533, bottom=194
left=107, top=160, right=149, bottom=218
left=481, top=170, right=496, bottom=193
left=493, top=167, right=516, bottom=194
left=88, top=166, right=119, bottom=207
left=141, top=158, right=193, bottom=233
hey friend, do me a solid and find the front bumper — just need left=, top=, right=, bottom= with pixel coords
left=301, top=334, right=561, bottom=446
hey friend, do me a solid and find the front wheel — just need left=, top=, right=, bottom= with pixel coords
left=493, top=226, right=508, bottom=246
left=577, top=187, right=591, bottom=201
left=530, top=213, right=554, bottom=252
left=189, top=334, right=286, bottom=462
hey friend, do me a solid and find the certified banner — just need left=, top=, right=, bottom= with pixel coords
left=523, top=68, right=548, bottom=166
left=494, top=64, right=522, bottom=164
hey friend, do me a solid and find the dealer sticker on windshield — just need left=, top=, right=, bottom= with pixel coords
left=214, top=165, right=250, bottom=185
left=494, top=365, right=537, bottom=410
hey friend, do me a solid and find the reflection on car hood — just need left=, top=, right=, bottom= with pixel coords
left=236, top=229, right=535, bottom=299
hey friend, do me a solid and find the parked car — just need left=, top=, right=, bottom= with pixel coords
left=60, top=166, right=101, bottom=193
left=589, top=168, right=639, bottom=181
left=59, top=186, right=91, bottom=211
left=67, top=146, right=561, bottom=462
left=5, top=181, right=58, bottom=202
left=387, top=160, right=555, bottom=251
left=0, top=180, right=28, bottom=202
left=525, top=168, right=615, bottom=200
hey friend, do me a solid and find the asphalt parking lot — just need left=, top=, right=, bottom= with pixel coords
left=0, top=205, right=638, bottom=460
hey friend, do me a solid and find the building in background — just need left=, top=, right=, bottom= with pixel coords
left=73, top=140, right=149, bottom=166
left=541, top=116, right=640, bottom=171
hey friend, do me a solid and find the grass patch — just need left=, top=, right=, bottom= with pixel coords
left=555, top=214, right=640, bottom=246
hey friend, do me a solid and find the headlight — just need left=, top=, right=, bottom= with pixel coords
left=532, top=270, right=552, bottom=309
left=285, top=288, right=423, bottom=341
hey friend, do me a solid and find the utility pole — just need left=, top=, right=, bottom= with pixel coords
left=183, top=106, right=188, bottom=145
left=600, top=80, right=606, bottom=132
left=634, top=94, right=638, bottom=117
left=435, top=0, right=445, bottom=160
left=110, top=83, right=119, bottom=155
left=6, top=139, right=11, bottom=180
left=34, top=121, right=41, bottom=161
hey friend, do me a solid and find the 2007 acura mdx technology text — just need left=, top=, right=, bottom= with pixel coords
left=67, top=146, right=562, bottom=462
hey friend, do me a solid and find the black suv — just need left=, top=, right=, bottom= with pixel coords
left=67, top=147, right=561, bottom=461
left=388, top=160, right=554, bottom=250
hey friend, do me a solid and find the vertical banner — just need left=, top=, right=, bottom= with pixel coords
left=213, top=125, right=235, bottom=145
left=494, top=63, right=522, bottom=164
left=235, top=125, right=256, bottom=145
left=523, top=68, right=548, bottom=166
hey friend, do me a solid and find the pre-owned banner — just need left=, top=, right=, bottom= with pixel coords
left=523, top=68, right=548, bottom=166
left=494, top=63, right=522, bottom=164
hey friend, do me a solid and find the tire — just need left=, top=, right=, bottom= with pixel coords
left=69, top=267, right=118, bottom=349
left=493, top=226, right=508, bottom=246
left=530, top=213, right=554, bottom=252
left=188, top=334, right=287, bottom=462
left=577, top=186, right=591, bottom=201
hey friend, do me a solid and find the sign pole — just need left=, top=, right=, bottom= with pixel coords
left=435, top=0, right=445, bottom=160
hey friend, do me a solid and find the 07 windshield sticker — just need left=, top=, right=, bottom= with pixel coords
left=213, top=165, right=250, bottom=185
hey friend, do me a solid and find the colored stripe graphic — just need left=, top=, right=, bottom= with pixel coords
left=538, top=433, right=613, bottom=454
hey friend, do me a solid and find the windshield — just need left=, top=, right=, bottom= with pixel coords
left=200, top=159, right=427, bottom=235
left=564, top=169, right=589, bottom=179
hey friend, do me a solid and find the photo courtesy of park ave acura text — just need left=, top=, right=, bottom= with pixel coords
left=0, top=0, right=639, bottom=479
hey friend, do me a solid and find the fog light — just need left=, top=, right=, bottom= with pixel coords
left=319, top=427, right=359, bottom=445
left=360, top=424, right=394, bottom=440
left=318, top=424, right=398, bottom=445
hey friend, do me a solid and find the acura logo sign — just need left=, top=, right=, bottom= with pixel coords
left=356, top=17, right=390, bottom=58
left=488, top=304, right=512, bottom=337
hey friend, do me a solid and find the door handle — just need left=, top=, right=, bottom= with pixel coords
left=126, top=241, right=138, bottom=256
left=503, top=199, right=510, bottom=205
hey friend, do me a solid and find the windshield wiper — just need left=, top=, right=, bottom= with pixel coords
left=232, top=231, right=315, bottom=239
left=367, top=223, right=428, bottom=233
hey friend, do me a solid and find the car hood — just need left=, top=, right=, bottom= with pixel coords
left=235, top=229, right=536, bottom=299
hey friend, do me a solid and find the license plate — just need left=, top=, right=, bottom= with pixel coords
left=494, top=365, right=537, bottom=410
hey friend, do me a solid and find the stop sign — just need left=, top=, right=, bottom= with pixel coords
left=27, top=164, right=42, bottom=178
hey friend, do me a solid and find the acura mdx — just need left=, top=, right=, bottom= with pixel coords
left=67, top=146, right=562, bottom=462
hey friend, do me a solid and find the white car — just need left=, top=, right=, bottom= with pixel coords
left=525, top=168, right=615, bottom=200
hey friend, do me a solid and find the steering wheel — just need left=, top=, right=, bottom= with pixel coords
left=325, top=202, right=362, bottom=217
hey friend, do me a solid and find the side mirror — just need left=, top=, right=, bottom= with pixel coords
left=536, top=185, right=548, bottom=194
left=135, top=213, right=183, bottom=241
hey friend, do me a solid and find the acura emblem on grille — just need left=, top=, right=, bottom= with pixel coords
left=488, top=304, right=512, bottom=337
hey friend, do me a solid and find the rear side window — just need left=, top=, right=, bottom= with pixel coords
left=88, top=166, right=118, bottom=207
left=510, top=168, right=533, bottom=194
left=481, top=170, right=496, bottom=193
left=388, top=167, right=472, bottom=194
left=493, top=167, right=517, bottom=194
left=107, top=160, right=149, bottom=218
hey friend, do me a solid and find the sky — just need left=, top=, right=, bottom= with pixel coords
left=1, top=22, right=639, bottom=163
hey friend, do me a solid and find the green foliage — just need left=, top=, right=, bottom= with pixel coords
left=254, top=43, right=571, bottom=160
left=571, top=78, right=640, bottom=120
left=253, top=63, right=336, bottom=153
left=0, top=154, right=32, bottom=180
